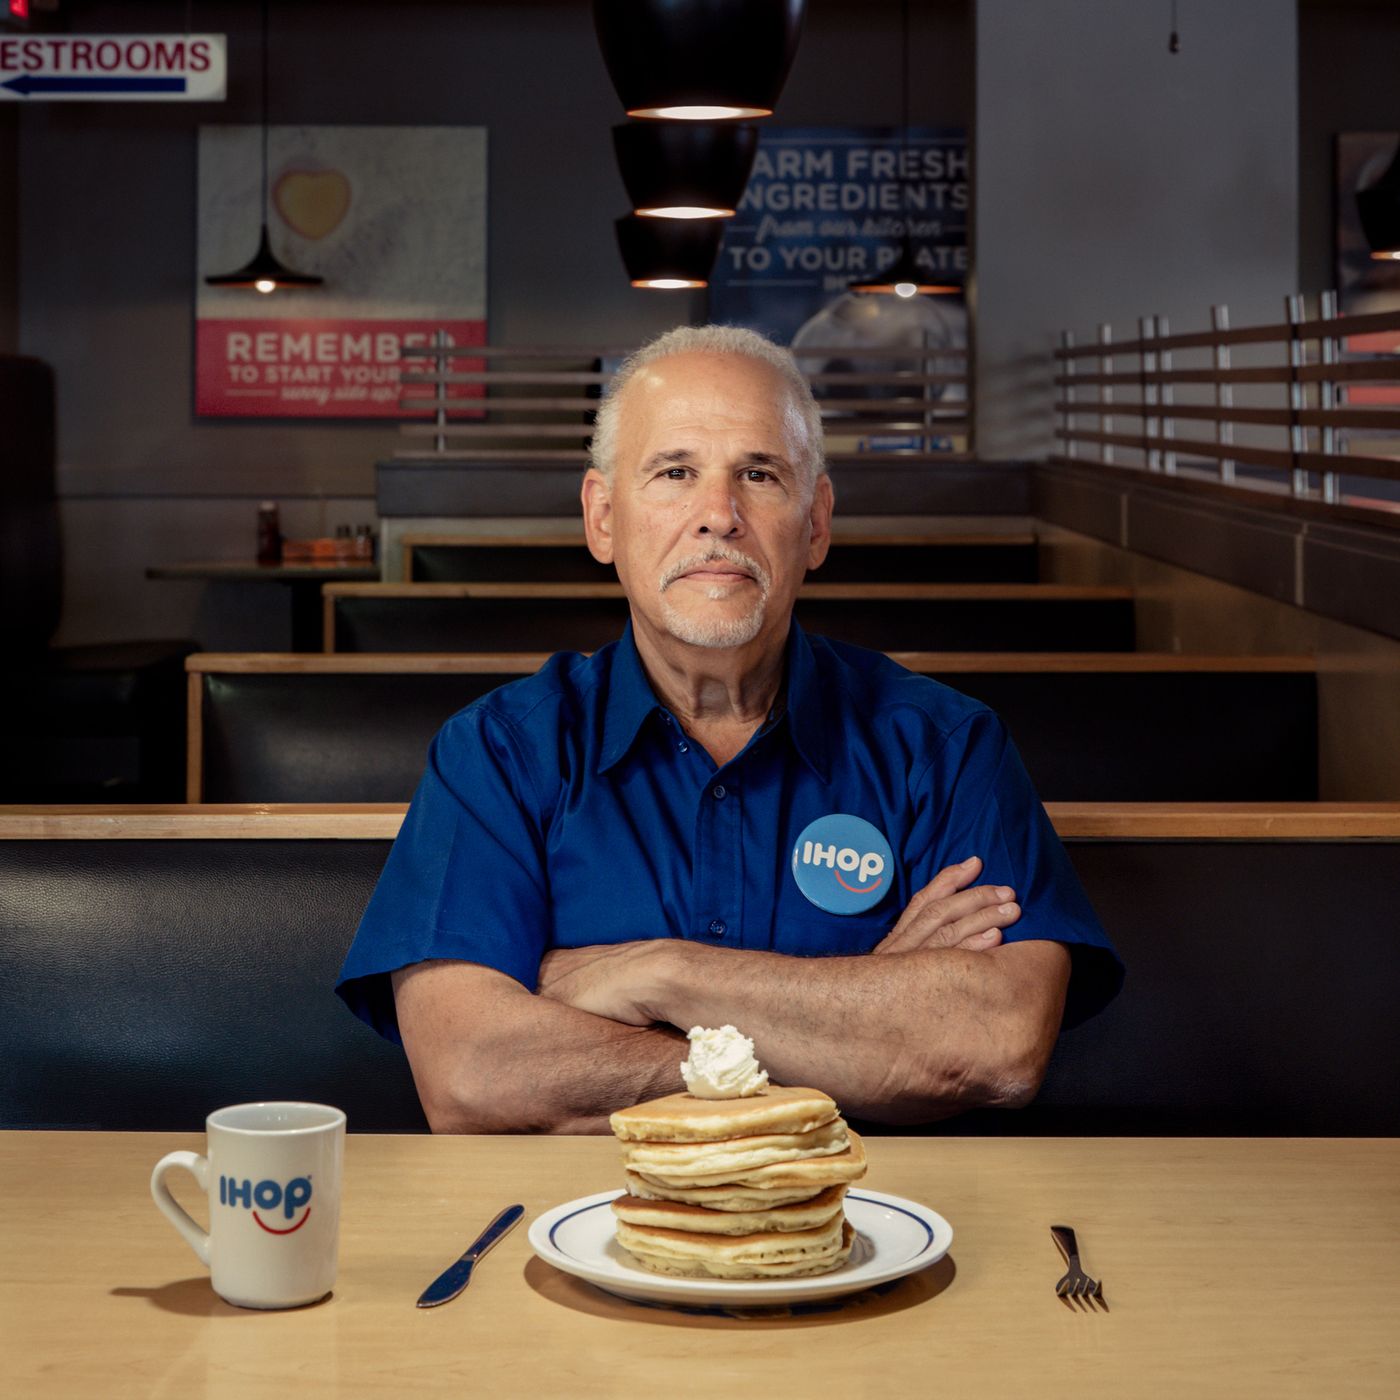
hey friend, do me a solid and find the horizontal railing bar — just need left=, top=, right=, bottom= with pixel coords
left=1055, top=360, right=1400, bottom=388
left=388, top=448, right=978, bottom=465
left=1057, top=366, right=1291, bottom=388
left=396, top=342, right=968, bottom=361
left=1053, top=401, right=1400, bottom=431
left=397, top=423, right=592, bottom=439
left=817, top=396, right=967, bottom=412
left=1058, top=428, right=1400, bottom=482
left=399, top=345, right=625, bottom=359
left=405, top=370, right=970, bottom=389
left=397, top=395, right=591, bottom=412
left=1055, top=307, right=1400, bottom=358
left=402, top=370, right=610, bottom=385
left=396, top=417, right=970, bottom=437
left=793, top=344, right=968, bottom=358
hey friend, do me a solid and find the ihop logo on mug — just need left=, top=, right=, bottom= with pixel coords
left=791, top=814, right=894, bottom=915
left=219, top=1174, right=313, bottom=1235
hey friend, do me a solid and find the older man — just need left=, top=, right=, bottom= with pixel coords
left=336, top=325, right=1120, bottom=1132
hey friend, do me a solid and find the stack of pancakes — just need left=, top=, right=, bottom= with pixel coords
left=608, top=1084, right=866, bottom=1279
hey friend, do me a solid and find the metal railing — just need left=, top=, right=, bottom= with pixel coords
left=1054, top=296, right=1400, bottom=510
left=394, top=336, right=971, bottom=465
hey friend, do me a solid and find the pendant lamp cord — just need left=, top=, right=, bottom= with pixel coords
left=1169, top=0, right=1180, bottom=54
left=900, top=0, right=911, bottom=241
left=261, top=0, right=270, bottom=229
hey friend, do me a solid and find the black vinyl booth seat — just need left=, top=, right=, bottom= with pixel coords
left=403, top=535, right=1041, bottom=585
left=188, top=654, right=1318, bottom=805
left=3, top=806, right=1397, bottom=1136
left=322, top=583, right=1137, bottom=655
left=0, top=826, right=424, bottom=1133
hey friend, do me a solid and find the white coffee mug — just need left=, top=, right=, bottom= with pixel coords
left=150, top=1101, right=346, bottom=1309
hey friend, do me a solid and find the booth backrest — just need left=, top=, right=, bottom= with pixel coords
left=4, top=806, right=1396, bottom=1135
left=402, top=533, right=1041, bottom=585
left=189, top=654, right=1318, bottom=804
left=0, top=819, right=423, bottom=1132
left=323, top=583, right=1138, bottom=654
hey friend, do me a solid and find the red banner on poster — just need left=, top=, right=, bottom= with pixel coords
left=195, top=317, right=485, bottom=417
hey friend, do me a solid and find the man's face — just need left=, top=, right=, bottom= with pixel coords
left=582, top=351, right=833, bottom=654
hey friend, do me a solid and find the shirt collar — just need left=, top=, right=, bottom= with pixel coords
left=598, top=620, right=830, bottom=782
left=598, top=622, right=664, bottom=774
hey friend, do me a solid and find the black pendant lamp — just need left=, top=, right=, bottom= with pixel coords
left=1357, top=141, right=1400, bottom=261
left=850, top=0, right=959, bottom=297
left=616, top=214, right=725, bottom=288
left=205, top=0, right=321, bottom=293
left=614, top=122, right=759, bottom=219
left=594, top=0, right=806, bottom=120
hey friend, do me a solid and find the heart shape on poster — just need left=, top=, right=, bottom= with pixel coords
left=273, top=169, right=352, bottom=240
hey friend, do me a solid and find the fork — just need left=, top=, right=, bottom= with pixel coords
left=1051, top=1224, right=1103, bottom=1307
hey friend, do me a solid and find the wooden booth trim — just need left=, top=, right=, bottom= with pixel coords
left=5, top=804, right=1399, bottom=842
left=186, top=650, right=1315, bottom=676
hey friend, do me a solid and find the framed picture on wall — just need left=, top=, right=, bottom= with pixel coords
left=195, top=125, right=486, bottom=418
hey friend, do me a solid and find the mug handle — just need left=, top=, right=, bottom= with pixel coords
left=150, top=1151, right=212, bottom=1267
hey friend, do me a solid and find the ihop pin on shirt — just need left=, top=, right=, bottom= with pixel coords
left=791, top=814, right=894, bottom=915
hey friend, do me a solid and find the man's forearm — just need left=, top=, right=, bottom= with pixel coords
left=394, top=961, right=685, bottom=1134
left=645, top=940, right=1068, bottom=1123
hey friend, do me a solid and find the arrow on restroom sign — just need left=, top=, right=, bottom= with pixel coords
left=3, top=74, right=188, bottom=96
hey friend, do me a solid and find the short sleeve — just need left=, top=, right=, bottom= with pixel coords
left=335, top=707, right=553, bottom=1043
left=908, top=708, right=1124, bottom=1027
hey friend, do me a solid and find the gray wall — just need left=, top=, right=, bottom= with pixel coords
left=1298, top=0, right=1400, bottom=294
left=14, top=0, right=971, bottom=645
left=973, top=0, right=1299, bottom=460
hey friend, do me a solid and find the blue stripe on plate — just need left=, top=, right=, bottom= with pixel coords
left=548, top=1191, right=936, bottom=1260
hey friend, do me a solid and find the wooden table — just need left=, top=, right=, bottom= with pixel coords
left=146, top=562, right=380, bottom=652
left=3, top=1134, right=1397, bottom=1398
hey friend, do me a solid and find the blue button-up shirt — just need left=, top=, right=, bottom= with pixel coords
left=336, top=624, right=1122, bottom=1041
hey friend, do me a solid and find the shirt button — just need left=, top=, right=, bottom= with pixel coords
left=678, top=741, right=689, bottom=753
left=708, top=919, right=726, bottom=937
left=712, top=784, right=727, bottom=800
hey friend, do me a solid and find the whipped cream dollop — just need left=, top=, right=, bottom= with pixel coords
left=680, top=1024, right=770, bottom=1099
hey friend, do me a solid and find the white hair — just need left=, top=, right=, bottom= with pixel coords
left=589, top=324, right=826, bottom=483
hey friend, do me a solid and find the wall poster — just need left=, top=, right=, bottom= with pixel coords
left=708, top=126, right=968, bottom=450
left=708, top=126, right=967, bottom=343
left=196, top=125, right=486, bottom=418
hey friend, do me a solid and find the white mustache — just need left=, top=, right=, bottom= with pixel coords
left=659, top=547, right=772, bottom=595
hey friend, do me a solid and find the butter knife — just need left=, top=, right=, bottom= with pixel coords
left=415, top=1204, right=525, bottom=1308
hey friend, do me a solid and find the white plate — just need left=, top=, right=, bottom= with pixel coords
left=528, top=1188, right=952, bottom=1311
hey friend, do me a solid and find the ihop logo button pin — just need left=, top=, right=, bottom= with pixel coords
left=792, top=814, right=894, bottom=915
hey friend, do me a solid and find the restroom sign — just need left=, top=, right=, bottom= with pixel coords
left=0, top=35, right=227, bottom=101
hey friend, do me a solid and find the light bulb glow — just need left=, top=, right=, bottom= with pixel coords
left=1370, top=249, right=1400, bottom=261
left=894, top=281, right=918, bottom=298
left=255, top=278, right=277, bottom=294
left=631, top=104, right=768, bottom=121
left=632, top=277, right=707, bottom=290
left=636, top=205, right=734, bottom=220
